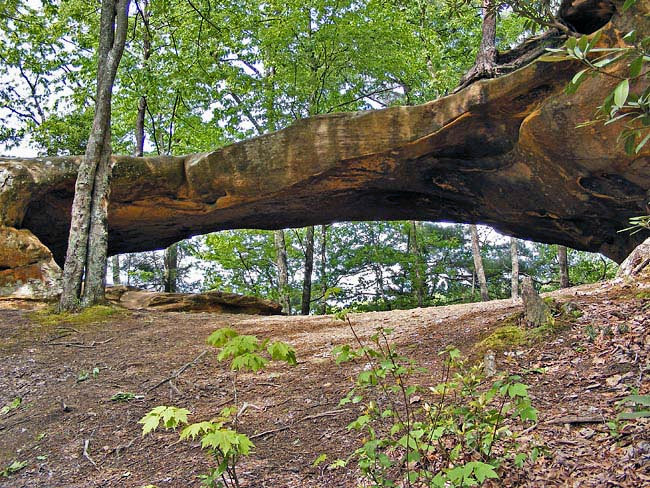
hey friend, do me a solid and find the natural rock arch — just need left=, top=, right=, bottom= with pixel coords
left=1, top=0, right=649, bottom=298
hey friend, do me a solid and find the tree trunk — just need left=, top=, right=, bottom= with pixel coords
left=558, top=245, right=570, bottom=288
left=408, top=221, right=425, bottom=307
left=301, top=226, right=315, bottom=315
left=134, top=0, right=150, bottom=157
left=456, top=0, right=498, bottom=90
left=476, top=0, right=497, bottom=71
left=111, top=255, right=121, bottom=285
left=59, top=0, right=131, bottom=311
left=470, top=224, right=489, bottom=301
left=319, top=224, right=328, bottom=315
left=163, top=243, right=178, bottom=292
left=274, top=230, right=290, bottom=314
left=510, top=237, right=519, bottom=299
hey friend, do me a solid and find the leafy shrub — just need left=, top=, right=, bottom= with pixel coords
left=140, top=328, right=296, bottom=487
left=330, top=316, right=542, bottom=487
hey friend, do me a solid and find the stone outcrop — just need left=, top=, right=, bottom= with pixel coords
left=0, top=1, right=649, bottom=299
left=521, top=276, right=554, bottom=328
left=0, top=226, right=61, bottom=299
left=616, top=237, right=650, bottom=281
left=106, top=286, right=282, bottom=315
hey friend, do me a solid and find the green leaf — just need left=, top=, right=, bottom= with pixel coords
left=230, top=353, right=268, bottom=372
left=206, top=327, right=238, bottom=347
left=629, top=56, right=644, bottom=78
left=180, top=421, right=215, bottom=440
left=617, top=410, right=650, bottom=420
left=267, top=341, right=297, bottom=365
left=0, top=398, right=21, bottom=416
left=635, top=132, right=650, bottom=153
left=472, top=461, right=499, bottom=483
left=508, top=383, right=529, bottom=398
left=201, top=428, right=239, bottom=455
left=622, top=395, right=650, bottom=406
left=328, top=459, right=347, bottom=470
left=622, top=0, right=637, bottom=13
left=614, top=79, right=630, bottom=108
left=236, top=433, right=255, bottom=455
left=312, top=454, right=327, bottom=467
left=139, top=413, right=161, bottom=436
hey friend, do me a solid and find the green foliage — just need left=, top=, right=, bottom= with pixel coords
left=543, top=14, right=650, bottom=156
left=620, top=215, right=650, bottom=235
left=142, top=329, right=297, bottom=487
left=0, top=460, right=27, bottom=477
left=332, top=321, right=541, bottom=487
left=0, top=397, right=21, bottom=416
left=141, top=405, right=253, bottom=488
left=616, top=394, right=650, bottom=421
left=110, top=392, right=137, bottom=402
left=207, top=327, right=297, bottom=372
left=139, top=405, right=191, bottom=435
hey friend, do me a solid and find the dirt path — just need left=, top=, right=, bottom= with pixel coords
left=0, top=280, right=647, bottom=487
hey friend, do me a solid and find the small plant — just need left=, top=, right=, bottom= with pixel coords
left=78, top=367, right=101, bottom=383
left=111, top=392, right=136, bottom=402
left=140, top=328, right=296, bottom=487
left=1, top=460, right=27, bottom=477
left=616, top=394, right=650, bottom=421
left=0, top=397, right=21, bottom=416
left=584, top=324, right=598, bottom=342
left=330, top=315, right=541, bottom=487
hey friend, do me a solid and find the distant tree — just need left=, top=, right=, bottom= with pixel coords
left=558, top=245, right=570, bottom=288
left=470, top=225, right=490, bottom=301
left=511, top=237, right=519, bottom=299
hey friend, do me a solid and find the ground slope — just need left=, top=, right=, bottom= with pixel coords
left=0, top=278, right=648, bottom=487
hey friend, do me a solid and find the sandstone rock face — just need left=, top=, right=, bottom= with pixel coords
left=0, top=226, right=62, bottom=299
left=616, top=237, right=650, bottom=281
left=0, top=2, right=649, bottom=299
left=106, top=286, right=282, bottom=315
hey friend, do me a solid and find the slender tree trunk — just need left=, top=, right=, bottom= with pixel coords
left=301, top=226, right=315, bottom=315
left=470, top=224, right=489, bottom=301
left=274, top=230, right=290, bottom=314
left=134, top=0, right=150, bottom=157
left=511, top=237, right=519, bottom=299
left=476, top=0, right=497, bottom=71
left=111, top=255, right=121, bottom=285
left=59, top=0, right=131, bottom=311
left=408, top=221, right=425, bottom=307
left=457, top=0, right=497, bottom=90
left=558, top=245, right=570, bottom=288
left=163, top=243, right=178, bottom=292
left=319, top=224, right=328, bottom=315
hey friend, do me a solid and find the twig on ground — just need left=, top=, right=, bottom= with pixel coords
left=83, top=439, right=98, bottom=468
left=147, top=350, right=208, bottom=393
left=250, top=408, right=350, bottom=440
left=111, top=436, right=138, bottom=457
left=546, top=415, right=607, bottom=424
left=45, top=337, right=114, bottom=348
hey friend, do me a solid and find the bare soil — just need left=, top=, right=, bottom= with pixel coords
left=0, top=278, right=648, bottom=488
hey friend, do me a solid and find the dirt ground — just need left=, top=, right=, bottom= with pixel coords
left=0, top=278, right=648, bottom=488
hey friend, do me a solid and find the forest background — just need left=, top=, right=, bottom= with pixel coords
left=0, top=0, right=618, bottom=314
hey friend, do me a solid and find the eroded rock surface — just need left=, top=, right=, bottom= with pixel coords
left=0, top=226, right=62, bottom=299
left=0, top=1, right=649, bottom=299
left=106, top=286, right=282, bottom=315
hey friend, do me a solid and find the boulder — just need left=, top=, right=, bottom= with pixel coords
left=107, top=287, right=283, bottom=315
left=616, top=237, right=650, bottom=280
left=521, top=277, right=553, bottom=328
left=0, top=226, right=61, bottom=300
